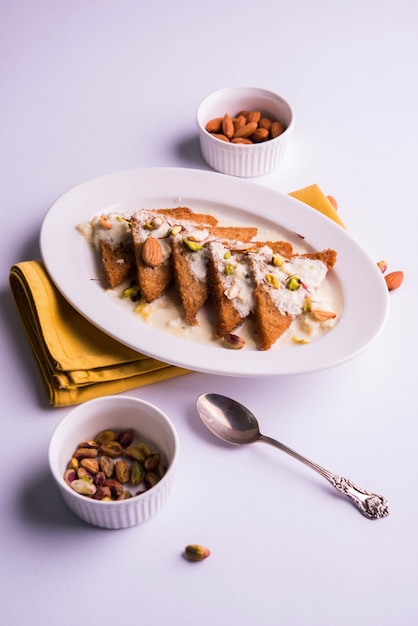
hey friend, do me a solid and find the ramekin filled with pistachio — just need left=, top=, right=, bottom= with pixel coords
left=48, top=396, right=179, bottom=529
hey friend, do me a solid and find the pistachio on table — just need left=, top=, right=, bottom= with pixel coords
left=63, top=428, right=166, bottom=501
left=184, top=544, right=211, bottom=562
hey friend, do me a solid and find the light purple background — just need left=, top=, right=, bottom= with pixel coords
left=1, top=2, right=416, bottom=625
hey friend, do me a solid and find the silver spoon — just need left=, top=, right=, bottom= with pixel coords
left=196, top=393, right=389, bottom=520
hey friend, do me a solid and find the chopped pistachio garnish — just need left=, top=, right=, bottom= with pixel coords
left=286, top=275, right=301, bottom=291
left=183, top=238, right=203, bottom=252
left=303, top=297, right=312, bottom=313
left=272, top=254, right=284, bottom=267
left=116, top=216, right=131, bottom=226
left=224, top=250, right=231, bottom=259
left=224, top=263, right=234, bottom=276
left=122, top=285, right=140, bottom=298
left=265, top=273, right=279, bottom=289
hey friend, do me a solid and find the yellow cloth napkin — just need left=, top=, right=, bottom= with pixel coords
left=9, top=183, right=344, bottom=407
left=9, top=262, right=190, bottom=406
left=289, top=184, right=346, bottom=228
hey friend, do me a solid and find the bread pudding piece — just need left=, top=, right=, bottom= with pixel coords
left=89, top=213, right=134, bottom=288
left=130, top=208, right=219, bottom=304
left=171, top=237, right=209, bottom=325
left=99, top=239, right=135, bottom=288
left=248, top=247, right=337, bottom=350
left=171, top=225, right=260, bottom=326
left=206, top=240, right=256, bottom=337
left=93, top=208, right=196, bottom=290
left=206, top=238, right=296, bottom=339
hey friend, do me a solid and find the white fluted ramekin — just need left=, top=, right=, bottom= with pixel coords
left=197, top=86, right=294, bottom=177
left=48, top=395, right=179, bottom=529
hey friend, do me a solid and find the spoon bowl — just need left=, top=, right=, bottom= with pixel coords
left=196, top=393, right=389, bottom=520
left=196, top=393, right=261, bottom=445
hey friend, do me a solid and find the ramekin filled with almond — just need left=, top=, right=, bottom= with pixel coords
left=197, top=86, right=294, bottom=177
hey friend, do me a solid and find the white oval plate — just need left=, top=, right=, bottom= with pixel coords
left=40, top=167, right=389, bottom=377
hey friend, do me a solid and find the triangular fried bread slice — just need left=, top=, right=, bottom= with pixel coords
left=206, top=240, right=259, bottom=337
left=171, top=225, right=260, bottom=325
left=89, top=213, right=134, bottom=288
left=206, top=238, right=296, bottom=338
left=171, top=237, right=209, bottom=325
left=99, top=239, right=135, bottom=288
left=130, top=208, right=219, bottom=303
left=249, top=247, right=337, bottom=350
left=94, top=209, right=202, bottom=290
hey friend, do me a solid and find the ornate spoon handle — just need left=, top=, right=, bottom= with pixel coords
left=260, top=434, right=389, bottom=519
left=331, top=476, right=389, bottom=519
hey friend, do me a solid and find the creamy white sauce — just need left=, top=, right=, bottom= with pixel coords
left=208, top=241, right=254, bottom=318
left=90, top=213, right=132, bottom=249
left=188, top=248, right=208, bottom=282
left=250, top=246, right=328, bottom=317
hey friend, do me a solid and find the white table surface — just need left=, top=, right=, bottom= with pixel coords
left=1, top=1, right=416, bottom=624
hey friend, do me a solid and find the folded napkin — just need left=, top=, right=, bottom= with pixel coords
left=289, top=184, right=346, bottom=229
left=9, top=184, right=344, bottom=407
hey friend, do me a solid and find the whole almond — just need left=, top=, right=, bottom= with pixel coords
left=222, top=113, right=234, bottom=139
left=212, top=133, right=230, bottom=142
left=384, top=271, right=404, bottom=291
left=233, top=114, right=247, bottom=132
left=251, top=127, right=269, bottom=142
left=247, top=110, right=261, bottom=124
left=259, top=116, right=273, bottom=131
left=234, top=121, right=258, bottom=138
left=271, top=121, right=285, bottom=138
left=327, top=195, right=338, bottom=210
left=205, top=117, right=223, bottom=133
left=142, top=237, right=163, bottom=267
left=231, top=137, right=253, bottom=144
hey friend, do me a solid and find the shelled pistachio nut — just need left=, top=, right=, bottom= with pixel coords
left=99, top=441, right=123, bottom=458
left=95, top=429, right=117, bottom=444
left=184, top=544, right=211, bottom=562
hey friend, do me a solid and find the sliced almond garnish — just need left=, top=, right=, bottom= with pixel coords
left=311, top=310, right=337, bottom=321
left=100, top=214, right=112, bottom=229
